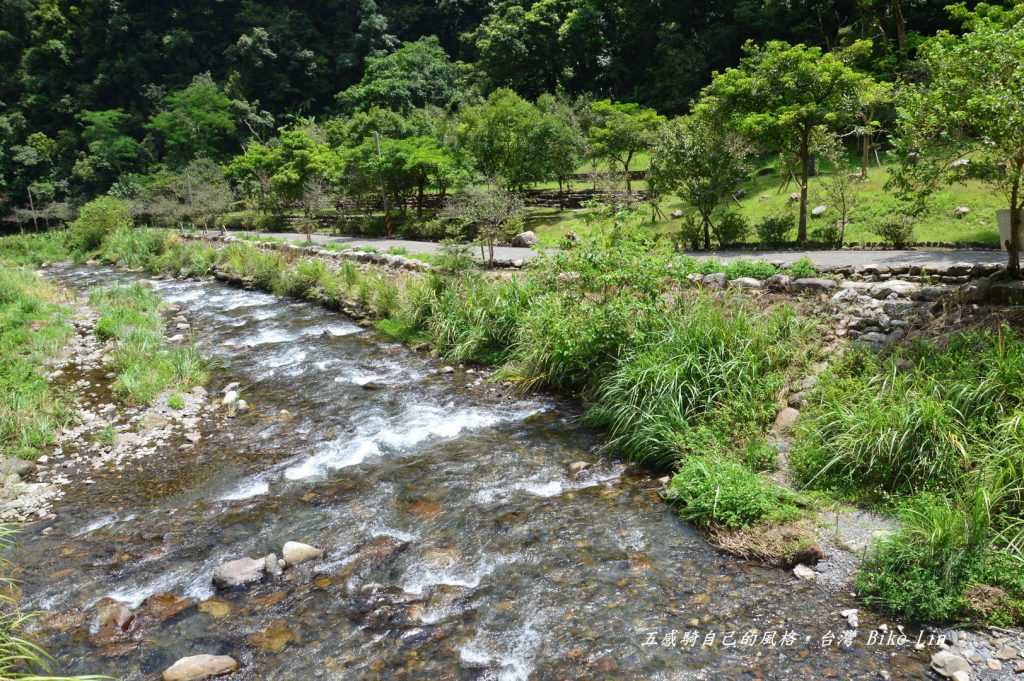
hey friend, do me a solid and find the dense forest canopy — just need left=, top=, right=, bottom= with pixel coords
left=0, top=0, right=992, bottom=212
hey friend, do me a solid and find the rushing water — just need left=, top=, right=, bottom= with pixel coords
left=15, top=265, right=931, bottom=680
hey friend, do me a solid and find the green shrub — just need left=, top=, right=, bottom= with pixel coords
left=665, top=456, right=801, bottom=529
left=712, top=211, right=749, bottom=248
left=723, top=258, right=778, bottom=280
left=68, top=196, right=132, bottom=253
left=756, top=212, right=793, bottom=246
left=872, top=213, right=915, bottom=247
left=0, top=232, right=70, bottom=266
left=784, top=257, right=818, bottom=279
left=676, top=213, right=704, bottom=251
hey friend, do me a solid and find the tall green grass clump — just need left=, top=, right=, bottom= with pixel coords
left=0, top=233, right=70, bottom=267
left=98, top=227, right=169, bottom=269
left=89, top=283, right=207, bottom=404
left=586, top=296, right=813, bottom=468
left=857, top=489, right=1024, bottom=624
left=792, top=328, right=1024, bottom=496
left=665, top=456, right=802, bottom=529
left=0, top=266, right=74, bottom=459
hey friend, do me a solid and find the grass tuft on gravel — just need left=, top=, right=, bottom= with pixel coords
left=88, top=283, right=207, bottom=404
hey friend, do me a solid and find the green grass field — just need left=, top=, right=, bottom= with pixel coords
left=526, top=159, right=1005, bottom=248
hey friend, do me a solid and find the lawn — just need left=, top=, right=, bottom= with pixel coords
left=525, top=158, right=1006, bottom=248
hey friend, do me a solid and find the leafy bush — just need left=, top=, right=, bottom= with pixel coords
left=712, top=211, right=749, bottom=248
left=68, top=196, right=132, bottom=253
left=784, top=257, right=818, bottom=279
left=810, top=223, right=842, bottom=246
left=723, top=258, right=778, bottom=279
left=665, top=456, right=801, bottom=529
left=872, top=213, right=915, bottom=247
left=676, top=213, right=704, bottom=251
left=756, top=212, right=793, bottom=246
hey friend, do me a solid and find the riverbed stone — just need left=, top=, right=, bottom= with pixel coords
left=931, top=650, right=971, bottom=678
left=568, top=461, right=591, bottom=477
left=729, top=276, right=762, bottom=289
left=996, top=645, right=1019, bottom=660
left=764, top=273, right=792, bottom=291
left=247, top=619, right=297, bottom=653
left=141, top=592, right=194, bottom=621
left=282, top=541, right=323, bottom=566
left=212, top=556, right=266, bottom=589
left=162, top=654, right=239, bottom=680
left=511, top=230, right=538, bottom=247
left=774, top=407, right=800, bottom=432
left=792, top=564, right=815, bottom=580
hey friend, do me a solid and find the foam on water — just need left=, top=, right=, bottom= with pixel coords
left=283, top=404, right=542, bottom=480
left=217, top=477, right=270, bottom=501
left=472, top=465, right=625, bottom=504
left=458, top=615, right=545, bottom=681
left=402, top=554, right=514, bottom=597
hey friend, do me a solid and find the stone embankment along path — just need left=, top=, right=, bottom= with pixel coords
left=234, top=228, right=1007, bottom=272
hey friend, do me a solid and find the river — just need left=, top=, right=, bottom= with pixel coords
left=15, top=265, right=930, bottom=680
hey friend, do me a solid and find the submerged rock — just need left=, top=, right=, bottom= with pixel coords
left=212, top=556, right=266, bottom=589
left=282, top=541, right=322, bottom=566
left=162, top=654, right=239, bottom=680
left=792, top=564, right=816, bottom=580
left=141, top=592, right=194, bottom=621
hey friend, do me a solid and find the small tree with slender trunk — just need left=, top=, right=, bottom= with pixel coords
left=701, top=41, right=870, bottom=242
left=649, top=111, right=751, bottom=250
left=889, top=15, right=1024, bottom=277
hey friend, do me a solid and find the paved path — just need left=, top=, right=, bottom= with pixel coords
left=243, top=231, right=1007, bottom=270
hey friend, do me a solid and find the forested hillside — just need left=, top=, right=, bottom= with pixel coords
left=0, top=0, right=972, bottom=213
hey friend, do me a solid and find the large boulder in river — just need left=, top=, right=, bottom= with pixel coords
left=162, top=654, right=239, bottom=680
left=212, top=556, right=265, bottom=589
left=282, top=541, right=323, bottom=566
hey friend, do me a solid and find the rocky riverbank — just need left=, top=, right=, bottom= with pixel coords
left=0, top=274, right=218, bottom=522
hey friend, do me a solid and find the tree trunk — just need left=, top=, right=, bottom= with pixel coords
left=26, top=187, right=38, bottom=233
left=798, top=129, right=810, bottom=243
left=861, top=132, right=870, bottom=179
left=893, top=0, right=908, bottom=55
left=702, top=214, right=711, bottom=251
left=417, top=179, right=425, bottom=218
left=624, top=152, right=634, bottom=196
left=1009, top=171, right=1021, bottom=277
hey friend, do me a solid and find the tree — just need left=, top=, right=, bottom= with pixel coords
left=444, top=186, right=524, bottom=265
left=890, top=16, right=1024, bottom=276
left=534, top=94, right=586, bottom=198
left=649, top=113, right=751, bottom=250
left=72, top=109, right=143, bottom=193
left=147, top=74, right=237, bottom=165
left=458, top=89, right=546, bottom=189
left=225, top=141, right=282, bottom=214
left=702, top=41, right=870, bottom=242
left=588, top=100, right=664, bottom=196
left=335, top=37, right=471, bottom=113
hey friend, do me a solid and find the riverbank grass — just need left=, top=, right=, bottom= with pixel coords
left=793, top=326, right=1024, bottom=624
left=88, top=283, right=207, bottom=404
left=0, top=265, right=74, bottom=460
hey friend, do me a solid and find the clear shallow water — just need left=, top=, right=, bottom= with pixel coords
left=16, top=265, right=932, bottom=680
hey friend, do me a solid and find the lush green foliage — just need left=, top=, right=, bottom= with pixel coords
left=666, top=456, right=802, bottom=530
left=67, top=196, right=132, bottom=253
left=89, top=284, right=207, bottom=404
left=792, top=330, right=1024, bottom=496
left=0, top=266, right=73, bottom=460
